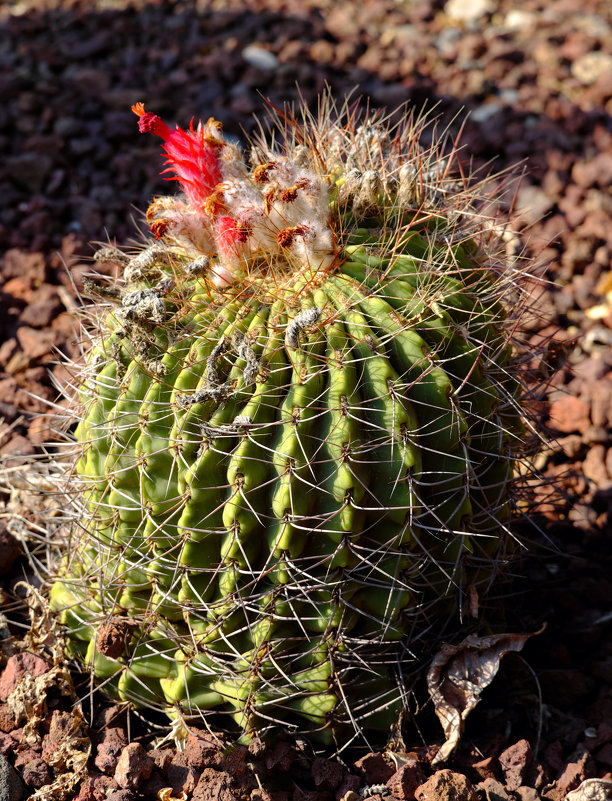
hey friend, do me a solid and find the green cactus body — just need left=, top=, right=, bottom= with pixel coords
left=51, top=99, right=527, bottom=746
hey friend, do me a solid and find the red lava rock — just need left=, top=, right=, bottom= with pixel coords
left=556, top=434, right=585, bottom=459
left=548, top=395, right=591, bottom=434
left=471, top=757, right=499, bottom=782
left=149, top=747, right=175, bottom=772
left=73, top=775, right=106, bottom=801
left=476, top=778, right=513, bottom=801
left=13, top=748, right=41, bottom=769
left=595, top=743, right=612, bottom=769
left=251, top=789, right=291, bottom=801
left=582, top=424, right=608, bottom=445
left=0, top=653, right=50, bottom=701
left=533, top=763, right=548, bottom=792
left=0, top=379, right=22, bottom=411
left=514, top=787, right=540, bottom=801
left=6, top=152, right=54, bottom=192
left=545, top=763, right=584, bottom=801
left=27, top=415, right=54, bottom=445
left=183, top=731, right=221, bottom=769
left=20, top=756, right=52, bottom=789
left=568, top=502, right=599, bottom=531
left=51, top=309, right=79, bottom=346
left=0, top=525, right=21, bottom=577
left=15, top=325, right=59, bottom=363
left=571, top=357, right=610, bottom=385
left=574, top=153, right=612, bottom=189
left=312, top=756, right=344, bottom=789
left=606, top=448, right=612, bottom=481
left=0, top=732, right=17, bottom=756
left=590, top=380, right=612, bottom=428
left=139, top=770, right=167, bottom=798
left=114, top=742, right=154, bottom=791
left=192, top=767, right=238, bottom=801
left=94, top=771, right=119, bottom=796
left=0, top=706, right=17, bottom=734
left=247, top=736, right=266, bottom=757
left=57, top=262, right=93, bottom=294
left=590, top=723, right=612, bottom=750
left=94, top=728, right=128, bottom=775
left=106, top=791, right=135, bottom=801
left=335, top=774, right=361, bottom=799
left=216, top=743, right=250, bottom=779
left=582, top=444, right=610, bottom=487
left=0, top=433, right=37, bottom=464
left=499, top=740, right=533, bottom=790
left=2, top=276, right=35, bottom=304
left=93, top=706, right=128, bottom=731
left=167, top=752, right=201, bottom=794
left=516, top=184, right=556, bottom=225
left=1, top=250, right=47, bottom=284
left=414, top=770, right=478, bottom=801
left=543, top=169, right=566, bottom=198
left=387, top=757, right=425, bottom=801
left=558, top=184, right=587, bottom=228
left=354, top=752, right=395, bottom=784
left=264, top=740, right=296, bottom=772
left=0, top=338, right=19, bottom=369
left=19, top=284, right=62, bottom=328
left=72, top=776, right=97, bottom=801
left=41, top=710, right=80, bottom=763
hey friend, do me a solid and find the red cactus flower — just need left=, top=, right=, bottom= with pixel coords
left=132, top=103, right=223, bottom=209
left=214, top=216, right=249, bottom=260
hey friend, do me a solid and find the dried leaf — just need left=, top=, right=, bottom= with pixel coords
left=158, top=789, right=188, bottom=801
left=154, top=715, right=192, bottom=750
left=4, top=584, right=91, bottom=800
left=566, top=779, right=612, bottom=801
left=428, top=627, right=545, bottom=764
left=7, top=664, right=73, bottom=736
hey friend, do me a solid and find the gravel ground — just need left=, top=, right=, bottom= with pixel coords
left=1, top=0, right=612, bottom=799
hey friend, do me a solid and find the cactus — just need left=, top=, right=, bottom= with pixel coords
left=50, top=97, right=529, bottom=747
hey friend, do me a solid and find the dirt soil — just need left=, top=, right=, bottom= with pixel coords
left=1, top=0, right=612, bottom=799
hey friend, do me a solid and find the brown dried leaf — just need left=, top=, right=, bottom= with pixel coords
left=158, top=789, right=189, bottom=801
left=4, top=584, right=91, bottom=800
left=6, top=663, right=74, bottom=737
left=6, top=665, right=91, bottom=800
left=428, top=627, right=545, bottom=764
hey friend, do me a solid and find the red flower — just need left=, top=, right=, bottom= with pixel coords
left=132, top=103, right=223, bottom=208
left=215, top=216, right=249, bottom=259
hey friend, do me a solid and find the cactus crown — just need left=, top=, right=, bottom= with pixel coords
left=51, top=96, right=531, bottom=750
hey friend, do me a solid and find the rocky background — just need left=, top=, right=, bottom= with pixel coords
left=1, top=0, right=612, bottom=799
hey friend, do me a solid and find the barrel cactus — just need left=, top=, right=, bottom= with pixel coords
left=51, top=97, right=528, bottom=747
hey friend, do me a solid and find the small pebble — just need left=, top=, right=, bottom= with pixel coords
left=241, top=44, right=278, bottom=70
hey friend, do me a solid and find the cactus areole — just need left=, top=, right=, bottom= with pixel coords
left=51, top=98, right=527, bottom=748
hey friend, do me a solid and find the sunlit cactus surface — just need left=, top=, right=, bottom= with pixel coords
left=50, top=96, right=530, bottom=747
